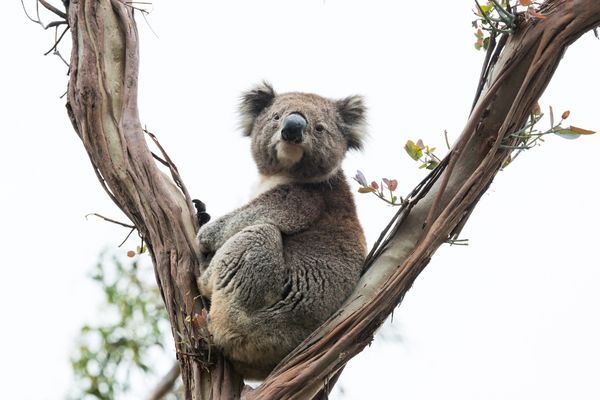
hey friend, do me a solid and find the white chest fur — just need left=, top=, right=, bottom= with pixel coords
left=251, top=174, right=294, bottom=198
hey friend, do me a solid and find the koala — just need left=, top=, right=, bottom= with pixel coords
left=197, top=82, right=367, bottom=380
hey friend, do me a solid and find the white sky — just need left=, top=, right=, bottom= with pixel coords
left=2, top=1, right=600, bottom=399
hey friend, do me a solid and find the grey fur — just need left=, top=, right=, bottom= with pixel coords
left=197, top=84, right=367, bottom=379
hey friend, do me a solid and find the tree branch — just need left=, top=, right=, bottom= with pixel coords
left=65, top=1, right=242, bottom=399
left=147, top=362, right=181, bottom=400
left=60, top=0, right=600, bottom=399
left=248, top=1, right=600, bottom=398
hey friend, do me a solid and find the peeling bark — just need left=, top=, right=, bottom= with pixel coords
left=63, top=1, right=599, bottom=399
left=66, top=1, right=241, bottom=399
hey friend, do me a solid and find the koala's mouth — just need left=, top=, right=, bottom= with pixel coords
left=274, top=141, right=304, bottom=167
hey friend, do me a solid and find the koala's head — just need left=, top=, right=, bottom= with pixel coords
left=240, top=82, right=366, bottom=182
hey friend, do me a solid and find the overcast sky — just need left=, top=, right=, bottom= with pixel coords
left=2, top=1, right=600, bottom=399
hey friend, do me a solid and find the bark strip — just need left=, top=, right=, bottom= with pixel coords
left=66, top=1, right=242, bottom=399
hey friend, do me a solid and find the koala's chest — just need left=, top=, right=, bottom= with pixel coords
left=251, top=175, right=294, bottom=199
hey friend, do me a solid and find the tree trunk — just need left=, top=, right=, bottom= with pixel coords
left=63, top=1, right=600, bottom=399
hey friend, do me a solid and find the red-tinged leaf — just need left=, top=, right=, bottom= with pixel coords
left=474, top=29, right=485, bottom=50
left=561, top=110, right=570, bottom=120
left=416, top=139, right=425, bottom=149
left=529, top=8, right=546, bottom=19
left=520, top=0, right=532, bottom=5
left=568, top=125, right=595, bottom=135
left=370, top=181, right=379, bottom=190
left=194, top=309, right=209, bottom=326
left=531, top=102, right=541, bottom=116
left=382, top=178, right=398, bottom=191
left=387, top=179, right=398, bottom=192
left=358, top=187, right=376, bottom=193
left=127, top=250, right=135, bottom=258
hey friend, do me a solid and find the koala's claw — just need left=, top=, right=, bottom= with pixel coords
left=193, top=199, right=211, bottom=226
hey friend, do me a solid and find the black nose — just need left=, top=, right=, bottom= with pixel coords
left=281, top=113, right=307, bottom=144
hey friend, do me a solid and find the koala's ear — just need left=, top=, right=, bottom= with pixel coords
left=239, top=82, right=276, bottom=136
left=337, top=95, right=367, bottom=150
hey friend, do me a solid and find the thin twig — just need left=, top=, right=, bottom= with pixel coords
left=85, top=213, right=135, bottom=229
left=22, top=0, right=68, bottom=30
left=146, top=362, right=181, bottom=400
left=150, top=151, right=169, bottom=167
left=118, top=227, right=137, bottom=248
left=143, top=128, right=195, bottom=214
left=44, top=25, right=69, bottom=55
left=39, top=0, right=67, bottom=19
left=53, top=50, right=70, bottom=67
left=21, top=0, right=41, bottom=24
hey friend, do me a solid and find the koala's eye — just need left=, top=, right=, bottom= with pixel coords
left=273, top=114, right=280, bottom=121
left=315, top=123, right=325, bottom=133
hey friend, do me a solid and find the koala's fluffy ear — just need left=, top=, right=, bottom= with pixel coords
left=239, top=82, right=276, bottom=136
left=337, top=95, right=367, bottom=150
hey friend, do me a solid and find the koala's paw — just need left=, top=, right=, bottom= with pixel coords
left=193, top=199, right=211, bottom=227
left=197, top=248, right=213, bottom=274
left=196, top=232, right=214, bottom=273
left=197, top=222, right=226, bottom=273
left=197, top=268, right=214, bottom=298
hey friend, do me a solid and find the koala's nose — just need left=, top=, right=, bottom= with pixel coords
left=281, top=113, right=307, bottom=144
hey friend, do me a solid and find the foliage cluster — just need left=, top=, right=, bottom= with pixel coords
left=69, top=255, right=181, bottom=400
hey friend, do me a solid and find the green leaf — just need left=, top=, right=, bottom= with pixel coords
left=479, top=4, right=491, bottom=13
left=554, top=131, right=579, bottom=139
left=554, top=125, right=596, bottom=139
left=404, top=140, right=423, bottom=161
left=426, top=160, right=439, bottom=170
left=483, top=36, right=491, bottom=50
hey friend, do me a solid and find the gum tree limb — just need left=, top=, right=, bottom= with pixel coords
left=65, top=1, right=241, bottom=398
left=61, top=0, right=600, bottom=399
left=250, top=1, right=600, bottom=398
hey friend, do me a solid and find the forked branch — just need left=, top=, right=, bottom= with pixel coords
left=58, top=0, right=599, bottom=399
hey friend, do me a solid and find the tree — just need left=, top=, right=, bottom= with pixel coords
left=21, top=1, right=600, bottom=399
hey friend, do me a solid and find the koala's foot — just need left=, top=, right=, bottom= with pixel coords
left=193, top=199, right=211, bottom=227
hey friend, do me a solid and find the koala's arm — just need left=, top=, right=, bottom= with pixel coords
left=198, top=185, right=324, bottom=253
